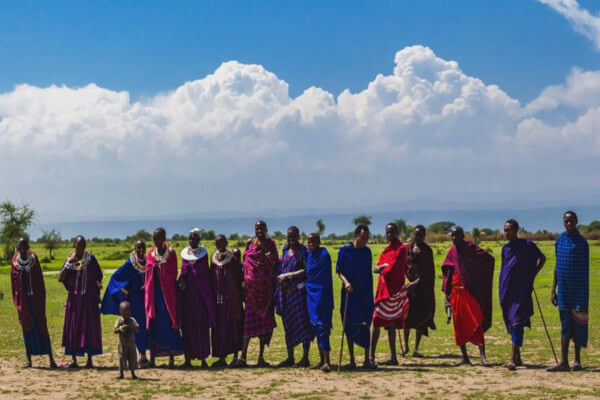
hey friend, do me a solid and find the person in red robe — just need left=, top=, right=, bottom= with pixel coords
left=11, top=237, right=56, bottom=368
left=370, top=223, right=409, bottom=366
left=145, top=228, right=183, bottom=368
left=232, top=221, right=278, bottom=368
left=442, top=226, right=494, bottom=366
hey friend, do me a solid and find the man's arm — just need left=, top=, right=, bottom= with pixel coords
left=551, top=265, right=558, bottom=306
left=537, top=253, right=546, bottom=272
left=338, top=273, right=353, bottom=292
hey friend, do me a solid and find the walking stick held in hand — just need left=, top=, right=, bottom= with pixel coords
left=533, top=287, right=559, bottom=365
left=338, top=288, right=350, bottom=373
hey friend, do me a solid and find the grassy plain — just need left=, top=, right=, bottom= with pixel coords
left=0, top=239, right=599, bottom=399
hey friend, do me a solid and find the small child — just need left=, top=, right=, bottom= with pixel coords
left=114, top=301, right=139, bottom=379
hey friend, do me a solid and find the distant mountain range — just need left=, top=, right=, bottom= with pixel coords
left=29, top=206, right=600, bottom=240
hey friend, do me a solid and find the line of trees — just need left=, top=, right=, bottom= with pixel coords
left=2, top=200, right=600, bottom=263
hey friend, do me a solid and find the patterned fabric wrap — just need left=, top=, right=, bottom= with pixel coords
left=560, top=310, right=588, bottom=347
left=555, top=231, right=589, bottom=312
left=275, top=244, right=314, bottom=349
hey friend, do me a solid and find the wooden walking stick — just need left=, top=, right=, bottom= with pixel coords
left=398, top=328, right=406, bottom=357
left=533, top=287, right=559, bottom=365
left=337, top=289, right=350, bottom=373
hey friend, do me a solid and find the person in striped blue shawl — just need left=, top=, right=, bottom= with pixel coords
left=548, top=211, right=589, bottom=372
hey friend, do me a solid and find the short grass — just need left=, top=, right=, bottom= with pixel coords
left=0, top=239, right=599, bottom=399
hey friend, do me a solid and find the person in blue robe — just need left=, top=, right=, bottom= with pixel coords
left=337, top=224, right=375, bottom=369
left=305, top=233, right=334, bottom=372
left=101, top=240, right=149, bottom=366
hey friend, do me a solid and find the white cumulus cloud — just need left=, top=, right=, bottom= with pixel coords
left=0, top=45, right=598, bottom=219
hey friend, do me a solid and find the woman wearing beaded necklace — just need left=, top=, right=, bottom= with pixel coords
left=178, top=228, right=216, bottom=368
left=58, top=235, right=104, bottom=368
left=101, top=240, right=150, bottom=367
left=145, top=228, right=183, bottom=368
left=11, top=237, right=57, bottom=368
left=209, top=235, right=244, bottom=367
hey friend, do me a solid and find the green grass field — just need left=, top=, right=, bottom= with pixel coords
left=0, top=239, right=599, bottom=399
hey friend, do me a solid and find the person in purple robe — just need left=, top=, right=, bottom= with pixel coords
left=58, top=235, right=103, bottom=368
left=209, top=235, right=244, bottom=367
left=11, top=237, right=57, bottom=368
left=500, top=219, right=545, bottom=370
left=178, top=228, right=216, bottom=368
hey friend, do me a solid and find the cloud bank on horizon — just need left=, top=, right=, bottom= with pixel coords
left=1, top=2, right=599, bottom=219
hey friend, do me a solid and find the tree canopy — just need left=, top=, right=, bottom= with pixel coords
left=0, top=201, right=35, bottom=260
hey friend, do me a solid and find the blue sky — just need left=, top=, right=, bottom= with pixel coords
left=1, top=1, right=598, bottom=102
left=1, top=0, right=599, bottom=221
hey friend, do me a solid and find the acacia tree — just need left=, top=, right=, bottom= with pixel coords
left=394, top=219, right=411, bottom=239
left=352, top=215, right=372, bottom=227
left=0, top=201, right=35, bottom=260
left=39, top=229, right=62, bottom=259
left=316, top=219, right=326, bottom=235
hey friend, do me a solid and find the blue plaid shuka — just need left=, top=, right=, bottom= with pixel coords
left=555, top=230, right=589, bottom=312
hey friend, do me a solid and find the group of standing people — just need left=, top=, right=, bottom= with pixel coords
left=9, top=210, right=590, bottom=374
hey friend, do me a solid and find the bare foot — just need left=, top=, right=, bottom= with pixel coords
left=453, top=359, right=471, bottom=367
left=230, top=359, right=247, bottom=368
left=67, top=361, right=79, bottom=369
left=276, top=358, right=294, bottom=368
left=547, top=363, right=570, bottom=372
left=49, top=360, right=58, bottom=369
left=344, top=361, right=357, bottom=370
left=572, top=363, right=583, bottom=371
left=84, top=362, right=93, bottom=369
left=180, top=361, right=192, bottom=369
left=256, top=359, right=270, bottom=368
left=321, top=363, right=331, bottom=373
left=294, top=359, right=310, bottom=368
left=309, top=363, right=323, bottom=370
left=382, top=358, right=399, bottom=366
left=480, top=358, right=491, bottom=367
left=412, top=351, right=424, bottom=358
left=514, top=357, right=523, bottom=367
left=363, top=360, right=378, bottom=369
left=22, top=362, right=32, bottom=369
left=505, top=362, right=516, bottom=371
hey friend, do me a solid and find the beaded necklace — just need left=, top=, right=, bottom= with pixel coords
left=130, top=252, right=146, bottom=273
left=12, top=251, right=35, bottom=295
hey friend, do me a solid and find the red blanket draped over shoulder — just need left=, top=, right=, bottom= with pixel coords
left=145, top=246, right=179, bottom=328
left=243, top=237, right=278, bottom=319
left=11, top=252, right=49, bottom=335
left=375, top=239, right=408, bottom=303
left=441, top=241, right=495, bottom=333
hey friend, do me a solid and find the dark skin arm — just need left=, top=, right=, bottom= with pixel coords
left=551, top=265, right=558, bottom=306
left=277, top=269, right=306, bottom=283
left=537, top=253, right=547, bottom=272
left=338, top=273, right=353, bottom=292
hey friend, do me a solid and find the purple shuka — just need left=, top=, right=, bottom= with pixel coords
left=178, top=246, right=216, bottom=361
left=61, top=252, right=103, bottom=356
left=210, top=250, right=244, bottom=358
left=499, top=239, right=543, bottom=332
